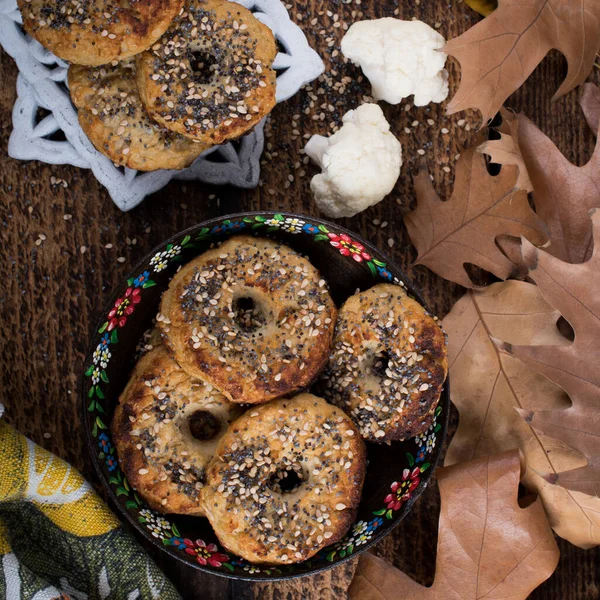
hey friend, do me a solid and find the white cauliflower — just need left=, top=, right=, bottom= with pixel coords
left=341, top=18, right=449, bottom=106
left=304, top=103, right=402, bottom=219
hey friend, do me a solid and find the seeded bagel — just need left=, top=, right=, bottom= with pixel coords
left=158, top=235, right=337, bottom=404
left=112, top=346, right=243, bottom=515
left=202, top=393, right=366, bottom=564
left=136, top=0, right=277, bottom=145
left=18, top=0, right=183, bottom=66
left=319, top=284, right=448, bottom=443
left=69, top=60, right=209, bottom=171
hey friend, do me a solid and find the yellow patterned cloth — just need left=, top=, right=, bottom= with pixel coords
left=0, top=419, right=180, bottom=599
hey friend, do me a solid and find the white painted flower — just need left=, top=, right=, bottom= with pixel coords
left=99, top=348, right=111, bottom=369
left=354, top=529, right=373, bottom=546
left=335, top=520, right=373, bottom=552
left=139, top=508, right=155, bottom=520
left=351, top=520, right=369, bottom=538
left=92, top=347, right=102, bottom=365
left=165, top=244, right=182, bottom=259
left=150, top=251, right=169, bottom=273
left=334, top=535, right=354, bottom=553
left=425, top=434, right=436, bottom=453
left=243, top=565, right=261, bottom=574
left=281, top=218, right=305, bottom=233
left=139, top=509, right=172, bottom=539
left=264, top=218, right=282, bottom=227
left=91, top=367, right=101, bottom=385
left=350, top=520, right=374, bottom=546
left=92, top=342, right=112, bottom=369
left=416, top=420, right=434, bottom=447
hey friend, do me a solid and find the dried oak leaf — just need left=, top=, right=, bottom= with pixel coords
left=443, top=280, right=600, bottom=548
left=405, top=133, right=547, bottom=288
left=515, top=113, right=600, bottom=264
left=445, top=0, right=600, bottom=123
left=478, top=109, right=532, bottom=192
left=348, top=451, right=559, bottom=600
left=580, top=82, right=600, bottom=135
left=497, top=210, right=600, bottom=498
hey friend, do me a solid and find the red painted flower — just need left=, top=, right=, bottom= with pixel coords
left=384, top=467, right=421, bottom=511
left=107, top=287, right=141, bottom=331
left=328, top=233, right=371, bottom=262
left=184, top=538, right=230, bottom=567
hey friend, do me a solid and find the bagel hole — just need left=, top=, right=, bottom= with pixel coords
left=372, top=350, right=391, bottom=378
left=189, top=50, right=217, bottom=84
left=269, top=465, right=304, bottom=494
left=232, top=295, right=266, bottom=331
left=188, top=410, right=221, bottom=441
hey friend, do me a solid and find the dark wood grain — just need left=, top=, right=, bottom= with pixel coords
left=1, top=1, right=599, bottom=598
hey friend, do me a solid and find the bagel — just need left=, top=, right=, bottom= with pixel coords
left=319, top=284, right=448, bottom=443
left=111, top=346, right=243, bottom=515
left=18, top=0, right=183, bottom=66
left=202, top=393, right=366, bottom=564
left=157, top=236, right=337, bottom=404
left=69, top=60, right=209, bottom=171
left=136, top=0, right=277, bottom=145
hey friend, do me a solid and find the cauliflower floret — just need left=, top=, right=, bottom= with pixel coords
left=304, top=104, right=402, bottom=219
left=341, top=18, right=449, bottom=106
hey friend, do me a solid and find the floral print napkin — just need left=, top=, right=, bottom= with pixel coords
left=0, top=411, right=180, bottom=599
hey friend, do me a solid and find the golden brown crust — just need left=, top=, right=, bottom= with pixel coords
left=158, top=235, right=337, bottom=404
left=111, top=346, right=243, bottom=515
left=319, top=283, right=448, bottom=443
left=18, top=0, right=183, bottom=66
left=202, top=394, right=366, bottom=565
left=68, top=60, right=209, bottom=171
left=136, top=0, right=277, bottom=145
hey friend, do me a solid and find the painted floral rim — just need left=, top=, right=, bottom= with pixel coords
left=83, top=212, right=450, bottom=581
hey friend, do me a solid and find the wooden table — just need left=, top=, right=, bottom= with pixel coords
left=1, top=1, right=599, bottom=598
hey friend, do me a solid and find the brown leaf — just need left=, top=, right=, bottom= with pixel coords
left=478, top=110, right=532, bottom=192
left=497, top=210, right=600, bottom=497
left=348, top=451, right=559, bottom=600
left=464, top=0, right=498, bottom=17
left=445, top=0, right=600, bottom=123
left=405, top=134, right=547, bottom=288
left=443, top=280, right=600, bottom=547
left=495, top=236, right=530, bottom=278
left=515, top=113, right=600, bottom=264
left=580, top=82, right=600, bottom=135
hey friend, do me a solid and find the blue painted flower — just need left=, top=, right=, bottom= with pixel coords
left=377, top=266, right=393, bottom=281
left=98, top=433, right=111, bottom=452
left=133, top=271, right=150, bottom=288
left=211, top=221, right=245, bottom=235
left=314, top=547, right=331, bottom=561
left=367, top=517, right=384, bottom=532
left=165, top=536, right=188, bottom=550
left=231, top=558, right=246, bottom=568
left=100, top=333, right=110, bottom=348
left=303, top=223, right=319, bottom=234
left=105, top=455, right=117, bottom=472
left=415, top=447, right=427, bottom=463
